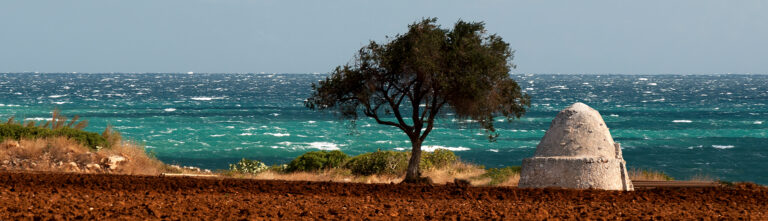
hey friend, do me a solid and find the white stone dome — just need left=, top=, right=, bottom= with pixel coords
left=534, top=102, right=617, bottom=159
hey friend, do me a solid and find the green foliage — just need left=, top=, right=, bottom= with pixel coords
left=306, top=18, right=530, bottom=180
left=482, top=166, right=521, bottom=186
left=269, top=164, right=288, bottom=173
left=306, top=18, right=530, bottom=138
left=230, top=149, right=460, bottom=176
left=344, top=150, right=410, bottom=176
left=229, top=158, right=269, bottom=175
left=286, top=150, right=349, bottom=172
left=420, top=148, right=458, bottom=170
left=343, top=149, right=459, bottom=175
left=0, top=123, right=108, bottom=149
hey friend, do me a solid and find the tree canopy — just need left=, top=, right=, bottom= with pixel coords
left=306, top=18, right=530, bottom=182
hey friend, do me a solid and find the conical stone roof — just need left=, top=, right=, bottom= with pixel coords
left=534, top=102, right=617, bottom=159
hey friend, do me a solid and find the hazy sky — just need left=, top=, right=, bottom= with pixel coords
left=1, top=0, right=766, bottom=74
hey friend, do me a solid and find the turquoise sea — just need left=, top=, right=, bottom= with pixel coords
left=0, top=73, right=766, bottom=184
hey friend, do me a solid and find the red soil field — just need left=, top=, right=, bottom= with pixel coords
left=0, top=171, right=766, bottom=220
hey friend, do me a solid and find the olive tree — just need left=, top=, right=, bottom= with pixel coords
left=306, top=18, right=530, bottom=183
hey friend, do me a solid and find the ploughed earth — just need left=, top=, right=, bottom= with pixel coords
left=1, top=172, right=766, bottom=220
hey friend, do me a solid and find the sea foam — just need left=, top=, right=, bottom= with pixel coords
left=394, top=145, right=470, bottom=152
left=712, top=145, right=735, bottom=149
left=307, top=142, right=339, bottom=150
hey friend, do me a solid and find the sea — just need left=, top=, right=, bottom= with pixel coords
left=0, top=73, right=766, bottom=184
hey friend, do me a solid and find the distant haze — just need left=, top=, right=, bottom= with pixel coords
left=1, top=0, right=766, bottom=74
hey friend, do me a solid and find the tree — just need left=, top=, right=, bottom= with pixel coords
left=306, top=18, right=530, bottom=183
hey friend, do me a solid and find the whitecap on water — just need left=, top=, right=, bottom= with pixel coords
left=48, top=95, right=67, bottom=98
left=712, top=145, right=734, bottom=149
left=25, top=117, right=52, bottom=121
left=755, top=121, right=763, bottom=125
left=307, top=142, right=339, bottom=150
left=190, top=97, right=225, bottom=101
left=163, top=108, right=176, bottom=112
left=210, top=134, right=225, bottom=137
left=488, top=149, right=499, bottom=152
left=394, top=145, right=470, bottom=152
left=672, top=120, right=692, bottom=123
left=264, top=132, right=290, bottom=137
left=238, top=133, right=254, bottom=136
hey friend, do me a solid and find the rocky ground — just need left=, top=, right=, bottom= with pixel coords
left=0, top=171, right=766, bottom=220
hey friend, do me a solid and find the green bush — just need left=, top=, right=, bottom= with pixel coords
left=229, top=158, right=269, bottom=175
left=420, top=148, right=458, bottom=170
left=482, top=166, right=521, bottom=186
left=0, top=124, right=108, bottom=149
left=286, top=150, right=349, bottom=172
left=344, top=150, right=409, bottom=175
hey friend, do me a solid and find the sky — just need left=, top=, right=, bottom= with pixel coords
left=1, top=0, right=766, bottom=74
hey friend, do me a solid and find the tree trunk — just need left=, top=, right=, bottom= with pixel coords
left=402, top=138, right=430, bottom=184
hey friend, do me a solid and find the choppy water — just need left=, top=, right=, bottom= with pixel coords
left=0, top=73, right=766, bottom=184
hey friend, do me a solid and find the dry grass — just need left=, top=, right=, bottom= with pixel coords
left=225, top=162, right=521, bottom=187
left=99, top=141, right=165, bottom=175
left=0, top=136, right=167, bottom=175
left=228, top=168, right=403, bottom=184
left=422, top=162, right=490, bottom=185
left=629, top=168, right=675, bottom=181
left=494, top=173, right=520, bottom=187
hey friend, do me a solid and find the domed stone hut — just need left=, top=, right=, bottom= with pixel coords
left=519, top=102, right=633, bottom=191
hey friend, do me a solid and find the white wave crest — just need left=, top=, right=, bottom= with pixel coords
left=48, top=95, right=67, bottom=98
left=307, top=142, right=339, bottom=150
left=190, top=96, right=225, bottom=101
left=210, top=134, right=226, bottom=137
left=672, top=120, right=692, bottom=123
left=394, top=145, right=470, bottom=152
left=712, top=145, right=734, bottom=149
left=163, top=108, right=176, bottom=112
left=754, top=121, right=763, bottom=125
left=264, top=132, right=290, bottom=137
left=25, top=117, right=52, bottom=121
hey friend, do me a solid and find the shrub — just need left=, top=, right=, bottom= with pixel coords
left=229, top=158, right=269, bottom=175
left=420, top=149, right=458, bottom=170
left=0, top=123, right=108, bottom=149
left=269, top=164, right=288, bottom=173
left=344, top=150, right=409, bottom=176
left=482, top=166, right=521, bottom=186
left=286, top=150, right=349, bottom=172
